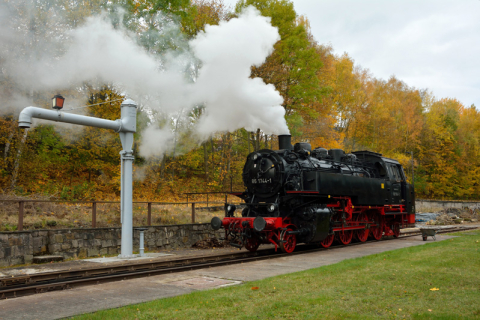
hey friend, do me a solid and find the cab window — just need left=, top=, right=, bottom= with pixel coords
left=375, top=162, right=387, bottom=178
left=388, top=164, right=403, bottom=182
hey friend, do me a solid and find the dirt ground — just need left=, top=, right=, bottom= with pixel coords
left=425, top=207, right=479, bottom=225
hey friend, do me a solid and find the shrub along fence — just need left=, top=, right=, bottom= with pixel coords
left=0, top=200, right=225, bottom=231
left=0, top=192, right=242, bottom=231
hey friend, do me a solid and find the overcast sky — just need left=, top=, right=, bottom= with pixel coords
left=222, top=0, right=480, bottom=108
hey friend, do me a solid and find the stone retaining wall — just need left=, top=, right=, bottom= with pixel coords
left=416, top=200, right=480, bottom=213
left=0, top=224, right=222, bottom=267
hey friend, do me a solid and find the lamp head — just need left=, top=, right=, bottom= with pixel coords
left=52, top=94, right=65, bottom=110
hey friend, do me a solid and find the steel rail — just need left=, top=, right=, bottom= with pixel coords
left=0, top=225, right=477, bottom=300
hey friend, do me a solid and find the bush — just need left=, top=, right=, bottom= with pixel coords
left=47, top=220, right=57, bottom=227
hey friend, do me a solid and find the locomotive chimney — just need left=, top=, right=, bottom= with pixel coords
left=278, top=134, right=293, bottom=150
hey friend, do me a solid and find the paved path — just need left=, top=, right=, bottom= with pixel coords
left=0, top=234, right=456, bottom=319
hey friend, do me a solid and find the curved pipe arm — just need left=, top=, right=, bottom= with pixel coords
left=18, top=107, right=122, bottom=131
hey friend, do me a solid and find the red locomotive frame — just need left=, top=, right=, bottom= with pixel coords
left=219, top=194, right=416, bottom=253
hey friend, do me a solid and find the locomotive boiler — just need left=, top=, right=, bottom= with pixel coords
left=211, top=134, right=415, bottom=253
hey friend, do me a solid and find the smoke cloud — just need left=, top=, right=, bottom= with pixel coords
left=188, top=7, right=286, bottom=137
left=0, top=4, right=288, bottom=158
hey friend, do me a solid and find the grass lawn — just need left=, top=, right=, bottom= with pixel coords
left=75, top=231, right=480, bottom=319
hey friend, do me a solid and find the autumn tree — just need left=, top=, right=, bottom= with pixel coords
left=456, top=105, right=480, bottom=197
left=304, top=47, right=369, bottom=150
left=353, top=77, right=424, bottom=156
left=416, top=98, right=462, bottom=198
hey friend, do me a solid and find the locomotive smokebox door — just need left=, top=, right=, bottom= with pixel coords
left=243, top=150, right=284, bottom=198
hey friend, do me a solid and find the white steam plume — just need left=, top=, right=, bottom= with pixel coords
left=189, top=7, right=286, bottom=137
left=0, top=5, right=289, bottom=158
left=139, top=126, right=175, bottom=158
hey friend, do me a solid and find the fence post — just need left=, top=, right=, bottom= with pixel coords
left=17, top=201, right=24, bottom=231
left=92, top=201, right=97, bottom=228
left=147, top=202, right=152, bottom=226
left=191, top=202, right=196, bottom=223
left=207, top=193, right=209, bottom=207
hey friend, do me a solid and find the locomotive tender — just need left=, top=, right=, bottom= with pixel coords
left=211, top=134, right=415, bottom=253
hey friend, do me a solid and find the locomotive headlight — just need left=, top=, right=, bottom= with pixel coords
left=225, top=204, right=236, bottom=216
left=251, top=153, right=262, bottom=161
left=267, top=204, right=277, bottom=212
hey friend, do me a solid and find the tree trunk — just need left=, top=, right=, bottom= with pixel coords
left=203, top=142, right=208, bottom=181
left=3, top=130, right=14, bottom=162
left=250, top=132, right=256, bottom=152
left=160, top=154, right=166, bottom=179
left=226, top=132, right=231, bottom=174
left=171, top=112, right=182, bottom=181
left=210, top=138, right=214, bottom=181
left=220, top=134, right=227, bottom=187
left=10, top=129, right=29, bottom=190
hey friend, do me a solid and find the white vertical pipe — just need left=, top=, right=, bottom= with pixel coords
left=119, top=145, right=134, bottom=257
left=120, top=153, right=124, bottom=224
left=139, top=230, right=145, bottom=257
left=118, top=100, right=137, bottom=258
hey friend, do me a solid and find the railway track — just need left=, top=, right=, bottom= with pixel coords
left=0, top=225, right=477, bottom=300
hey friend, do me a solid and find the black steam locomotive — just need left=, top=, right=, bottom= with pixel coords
left=211, top=134, right=415, bottom=253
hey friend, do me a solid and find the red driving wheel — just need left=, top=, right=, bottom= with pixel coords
left=244, top=236, right=260, bottom=252
left=368, top=211, right=383, bottom=240
left=320, top=234, right=334, bottom=248
left=355, top=212, right=369, bottom=242
left=392, top=222, right=400, bottom=238
left=336, top=229, right=353, bottom=245
left=280, top=228, right=297, bottom=253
